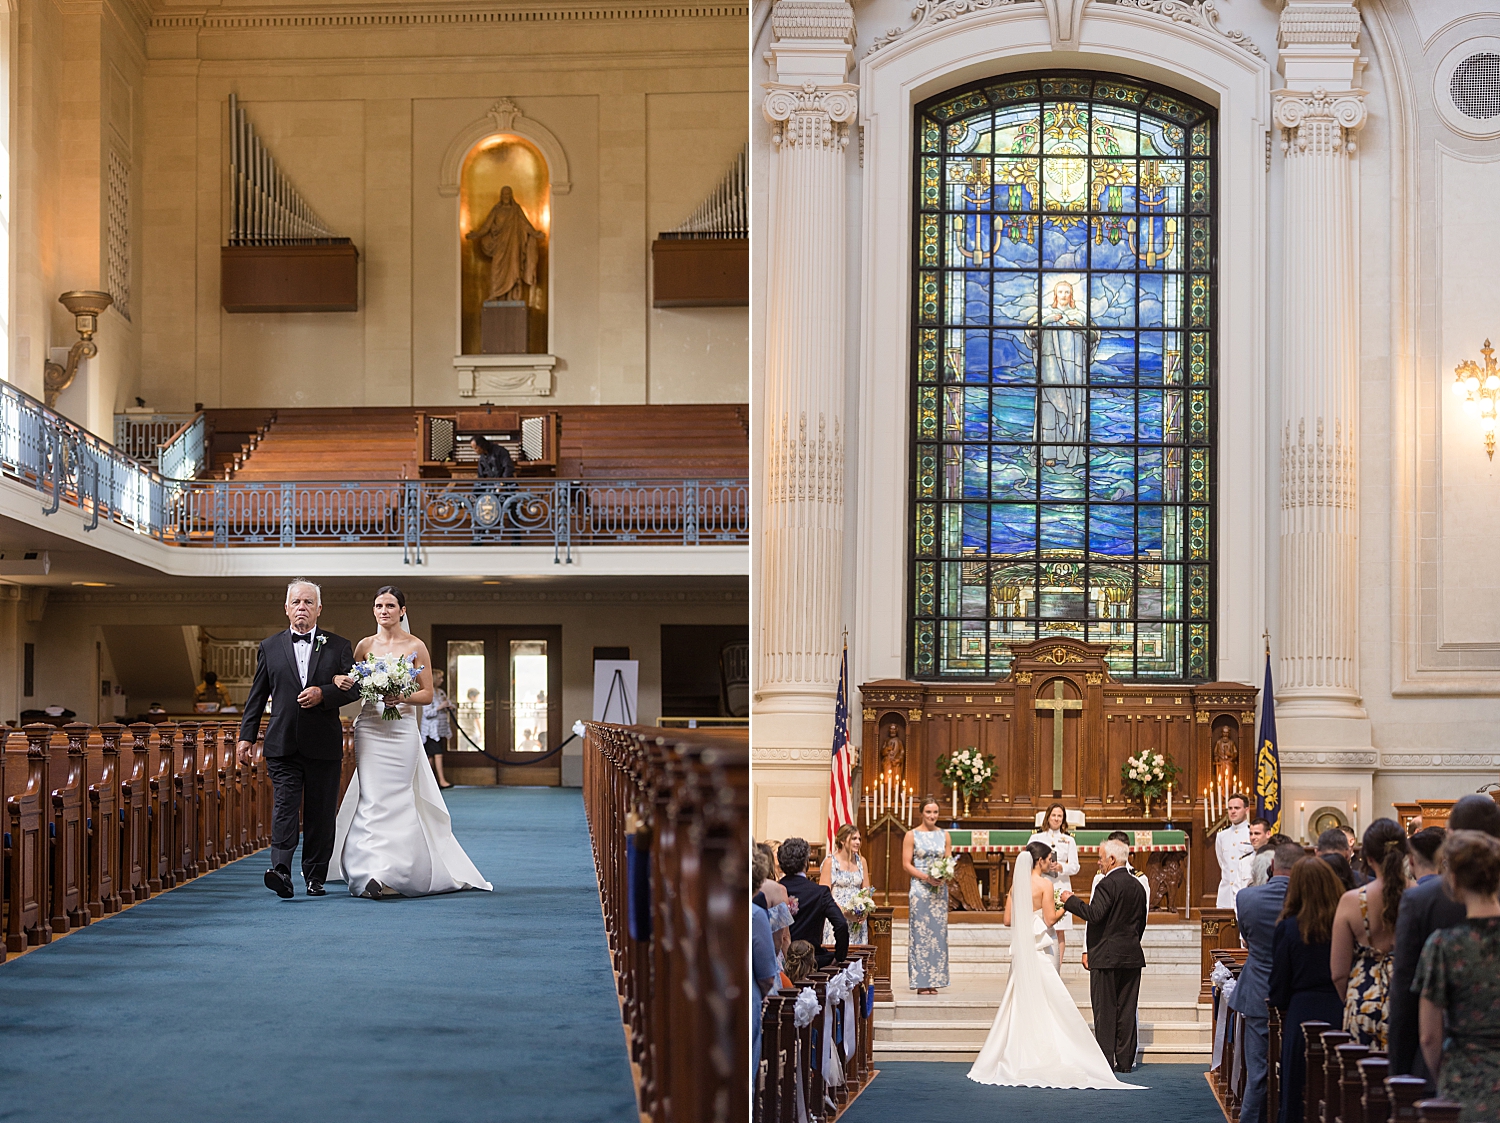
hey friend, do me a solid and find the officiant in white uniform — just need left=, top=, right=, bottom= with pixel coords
left=1029, top=803, right=1081, bottom=965
left=1214, top=793, right=1254, bottom=907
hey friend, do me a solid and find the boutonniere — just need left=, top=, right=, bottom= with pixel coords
left=314, top=635, right=328, bottom=651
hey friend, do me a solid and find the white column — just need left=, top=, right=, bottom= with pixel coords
left=755, top=1, right=856, bottom=757
left=1274, top=0, right=1371, bottom=744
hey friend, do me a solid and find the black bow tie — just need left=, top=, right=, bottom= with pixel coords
left=292, top=632, right=313, bottom=644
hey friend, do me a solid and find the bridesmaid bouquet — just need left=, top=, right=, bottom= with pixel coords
left=928, top=856, right=957, bottom=883
left=348, top=653, right=422, bottom=720
left=846, top=887, right=876, bottom=921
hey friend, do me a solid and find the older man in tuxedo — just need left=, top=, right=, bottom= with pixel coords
left=1232, top=840, right=1304, bottom=1123
left=1062, top=838, right=1148, bottom=1072
left=777, top=837, right=849, bottom=969
left=1389, top=794, right=1500, bottom=1090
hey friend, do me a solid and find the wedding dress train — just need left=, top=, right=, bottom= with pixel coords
left=332, top=701, right=492, bottom=897
left=967, top=851, right=1140, bottom=1090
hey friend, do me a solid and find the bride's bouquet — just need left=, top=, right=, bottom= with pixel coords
left=347, top=653, right=422, bottom=720
left=928, top=856, right=957, bottom=883
left=846, top=887, right=876, bottom=921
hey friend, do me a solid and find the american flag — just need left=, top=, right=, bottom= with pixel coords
left=827, top=640, right=856, bottom=852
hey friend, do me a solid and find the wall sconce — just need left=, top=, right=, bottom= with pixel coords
left=1453, top=339, right=1500, bottom=460
left=42, top=290, right=113, bottom=408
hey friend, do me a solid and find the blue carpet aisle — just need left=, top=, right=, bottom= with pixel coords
left=0, top=787, right=637, bottom=1123
left=841, top=1061, right=1220, bottom=1123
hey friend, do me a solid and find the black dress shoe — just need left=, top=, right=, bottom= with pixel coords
left=361, top=879, right=388, bottom=900
left=305, top=879, right=326, bottom=896
left=264, top=866, right=294, bottom=899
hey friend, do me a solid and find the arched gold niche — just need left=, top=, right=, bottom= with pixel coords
left=459, top=134, right=549, bottom=355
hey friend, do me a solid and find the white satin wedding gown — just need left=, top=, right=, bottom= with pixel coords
left=331, top=700, right=492, bottom=897
left=967, top=852, right=1140, bottom=1090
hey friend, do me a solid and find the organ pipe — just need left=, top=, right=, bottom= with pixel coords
left=227, top=93, right=345, bottom=246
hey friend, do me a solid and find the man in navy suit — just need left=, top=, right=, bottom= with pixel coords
left=1389, top=795, right=1500, bottom=1090
left=1232, top=840, right=1303, bottom=1123
left=777, top=837, right=849, bottom=968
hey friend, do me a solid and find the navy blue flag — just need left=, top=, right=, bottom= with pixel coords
left=1255, top=652, right=1281, bottom=834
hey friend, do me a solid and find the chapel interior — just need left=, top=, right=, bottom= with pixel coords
left=750, top=0, right=1500, bottom=1081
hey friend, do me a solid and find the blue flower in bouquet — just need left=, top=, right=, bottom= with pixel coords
left=348, top=653, right=423, bottom=720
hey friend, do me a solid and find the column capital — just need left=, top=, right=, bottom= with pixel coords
left=1273, top=86, right=1367, bottom=155
left=763, top=82, right=859, bottom=149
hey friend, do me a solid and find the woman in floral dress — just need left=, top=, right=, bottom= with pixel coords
left=820, top=823, right=872, bottom=944
left=1417, top=830, right=1500, bottom=1122
left=1331, top=818, right=1409, bottom=1049
left=903, top=797, right=951, bottom=994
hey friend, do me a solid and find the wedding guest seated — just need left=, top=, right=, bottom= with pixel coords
left=1270, top=856, right=1346, bottom=1123
left=1234, top=840, right=1304, bottom=1123
left=1332, top=818, right=1409, bottom=1050
left=194, top=671, right=233, bottom=709
left=1416, top=829, right=1500, bottom=1123
left=1318, top=827, right=1361, bottom=892
left=778, top=837, right=848, bottom=969
left=782, top=940, right=817, bottom=987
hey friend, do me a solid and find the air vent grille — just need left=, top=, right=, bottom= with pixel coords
left=1451, top=53, right=1500, bottom=119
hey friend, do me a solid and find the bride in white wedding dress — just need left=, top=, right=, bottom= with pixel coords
left=967, top=844, right=1140, bottom=1090
left=330, top=586, right=492, bottom=899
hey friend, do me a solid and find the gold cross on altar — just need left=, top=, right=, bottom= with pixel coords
left=1035, top=678, right=1083, bottom=794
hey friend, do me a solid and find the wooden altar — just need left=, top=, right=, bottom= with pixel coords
left=860, top=637, right=1258, bottom=916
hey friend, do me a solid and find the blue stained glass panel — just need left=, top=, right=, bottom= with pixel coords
left=913, top=72, right=1214, bottom=681
left=991, top=386, right=1037, bottom=441
left=1090, top=389, right=1134, bottom=443
left=991, top=505, right=1037, bottom=553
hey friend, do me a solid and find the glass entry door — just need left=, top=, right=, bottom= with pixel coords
left=432, top=626, right=563, bottom=771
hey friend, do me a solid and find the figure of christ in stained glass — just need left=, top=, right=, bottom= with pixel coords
left=911, top=73, right=1214, bottom=682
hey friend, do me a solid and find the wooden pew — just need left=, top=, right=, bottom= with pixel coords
left=582, top=722, right=750, bottom=1123
left=87, top=723, right=124, bottom=917
left=1302, top=1022, right=1333, bottom=1123
left=174, top=722, right=200, bottom=882
left=7, top=727, right=51, bottom=949
left=1335, top=1042, right=1371, bottom=1123
left=50, top=724, right=91, bottom=932
left=198, top=724, right=221, bottom=871
left=150, top=722, right=178, bottom=890
left=120, top=723, right=153, bottom=903
left=1359, top=1057, right=1390, bottom=1123
left=1318, top=1030, right=1352, bottom=1123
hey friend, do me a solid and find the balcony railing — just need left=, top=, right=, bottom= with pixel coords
left=157, top=412, right=207, bottom=481
left=114, top=412, right=197, bottom=465
left=2, top=381, right=747, bottom=561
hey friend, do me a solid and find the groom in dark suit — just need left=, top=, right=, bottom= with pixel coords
left=1062, top=837, right=1148, bottom=1072
left=238, top=579, right=357, bottom=899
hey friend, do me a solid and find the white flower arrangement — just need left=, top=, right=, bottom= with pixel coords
left=347, top=653, right=422, bottom=720
left=928, top=856, right=957, bottom=883
left=1120, top=749, right=1182, bottom=802
left=935, top=746, right=997, bottom=800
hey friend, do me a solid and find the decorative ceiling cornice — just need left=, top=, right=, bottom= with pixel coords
left=148, top=1, right=747, bottom=32
left=866, top=0, right=1266, bottom=61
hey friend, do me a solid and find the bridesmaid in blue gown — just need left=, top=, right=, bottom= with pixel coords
left=904, top=796, right=951, bottom=994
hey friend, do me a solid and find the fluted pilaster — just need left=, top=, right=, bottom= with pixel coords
left=756, top=1, right=856, bottom=739
left=1274, top=0, right=1368, bottom=725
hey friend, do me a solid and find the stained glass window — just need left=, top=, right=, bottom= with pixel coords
left=911, top=73, right=1215, bottom=682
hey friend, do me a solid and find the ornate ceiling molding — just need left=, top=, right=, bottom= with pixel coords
left=52, top=586, right=747, bottom=607
left=868, top=0, right=1017, bottom=55
left=437, top=97, right=571, bottom=198
left=867, top=0, right=1265, bottom=60
left=1280, top=749, right=1378, bottom=768
left=1097, top=0, right=1265, bottom=60
left=149, top=2, right=748, bottom=32
left=1379, top=753, right=1500, bottom=771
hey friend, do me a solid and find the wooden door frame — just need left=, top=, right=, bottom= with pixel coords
left=430, top=625, right=563, bottom=777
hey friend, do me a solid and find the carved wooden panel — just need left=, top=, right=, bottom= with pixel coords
left=861, top=637, right=1258, bottom=915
